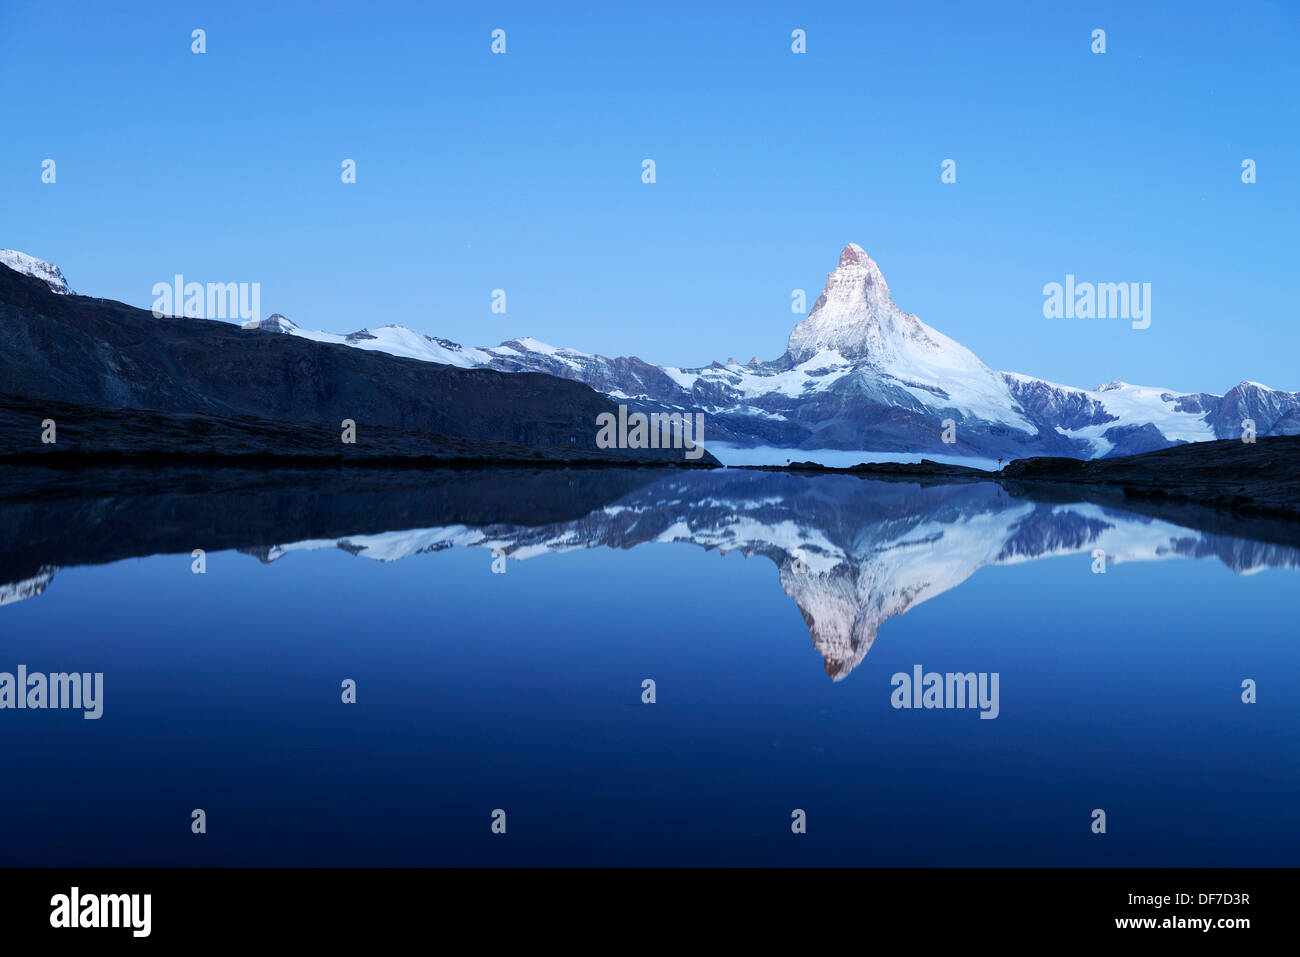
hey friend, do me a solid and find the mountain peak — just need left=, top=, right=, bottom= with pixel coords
left=786, top=243, right=909, bottom=362
left=834, top=242, right=889, bottom=292
left=0, top=249, right=74, bottom=295
left=242, top=313, right=298, bottom=333
left=838, top=242, right=870, bottom=266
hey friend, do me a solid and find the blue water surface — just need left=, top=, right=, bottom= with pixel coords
left=0, top=472, right=1295, bottom=866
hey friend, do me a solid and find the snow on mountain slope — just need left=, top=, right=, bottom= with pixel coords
left=290, top=322, right=491, bottom=368
left=662, top=349, right=853, bottom=402
left=646, top=245, right=1034, bottom=434
left=0, top=250, right=74, bottom=294
left=1001, top=372, right=1218, bottom=456
left=246, top=313, right=581, bottom=373
left=241, top=312, right=300, bottom=334
left=788, top=244, right=900, bottom=361
left=784, top=244, right=1032, bottom=430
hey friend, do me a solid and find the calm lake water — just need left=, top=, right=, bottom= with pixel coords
left=1, top=466, right=1297, bottom=866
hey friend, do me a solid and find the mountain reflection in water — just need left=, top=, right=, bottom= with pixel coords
left=3, top=465, right=1297, bottom=681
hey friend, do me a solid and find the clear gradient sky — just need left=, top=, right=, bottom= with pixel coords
left=3, top=0, right=1297, bottom=395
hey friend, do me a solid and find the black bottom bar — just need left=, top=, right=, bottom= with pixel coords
left=0, top=867, right=1280, bottom=943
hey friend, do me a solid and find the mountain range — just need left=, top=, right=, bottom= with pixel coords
left=5, top=243, right=1298, bottom=461
left=238, top=243, right=1296, bottom=459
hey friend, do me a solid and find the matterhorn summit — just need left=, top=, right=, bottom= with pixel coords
left=787, top=243, right=905, bottom=362
left=787, top=244, right=987, bottom=372
left=781, top=243, right=1034, bottom=433
left=0, top=249, right=74, bottom=295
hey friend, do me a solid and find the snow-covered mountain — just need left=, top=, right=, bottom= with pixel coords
left=0, top=250, right=74, bottom=295
left=7, top=244, right=1298, bottom=459
left=784, top=243, right=1032, bottom=433
left=244, top=242, right=1298, bottom=459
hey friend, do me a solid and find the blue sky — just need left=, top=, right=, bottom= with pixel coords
left=3, top=0, right=1297, bottom=394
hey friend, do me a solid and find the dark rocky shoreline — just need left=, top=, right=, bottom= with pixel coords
left=0, top=392, right=721, bottom=470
